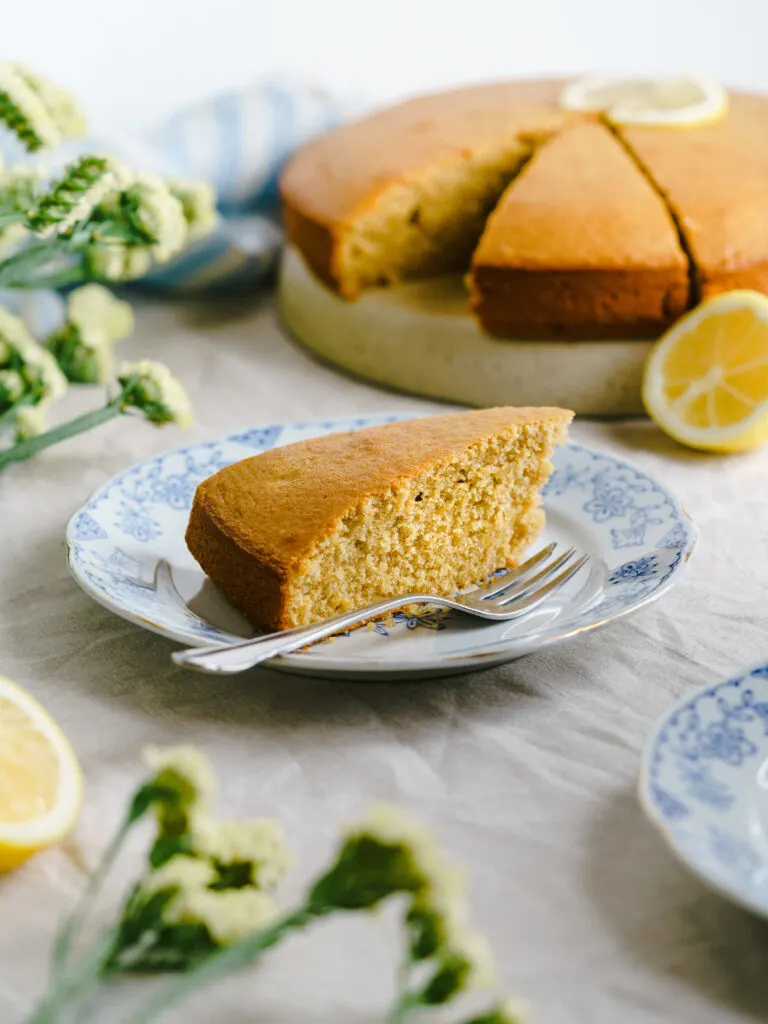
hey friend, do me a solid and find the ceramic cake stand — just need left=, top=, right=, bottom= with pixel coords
left=278, top=246, right=653, bottom=417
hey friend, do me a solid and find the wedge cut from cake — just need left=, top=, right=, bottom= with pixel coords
left=186, top=407, right=572, bottom=632
left=280, top=80, right=578, bottom=299
left=470, top=123, right=690, bottom=339
left=618, top=93, right=768, bottom=302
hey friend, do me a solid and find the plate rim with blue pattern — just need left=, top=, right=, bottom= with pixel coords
left=639, top=662, right=768, bottom=919
left=66, top=413, right=698, bottom=680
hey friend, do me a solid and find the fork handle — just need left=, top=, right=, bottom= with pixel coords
left=172, top=594, right=440, bottom=674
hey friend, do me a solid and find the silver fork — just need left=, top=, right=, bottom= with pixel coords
left=171, top=544, right=589, bottom=675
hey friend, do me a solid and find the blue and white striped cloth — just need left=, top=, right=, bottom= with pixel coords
left=138, top=81, right=360, bottom=292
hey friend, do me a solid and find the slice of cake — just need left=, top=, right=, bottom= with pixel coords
left=618, top=93, right=768, bottom=301
left=469, top=123, right=691, bottom=339
left=186, top=407, right=572, bottom=632
left=280, top=79, right=580, bottom=299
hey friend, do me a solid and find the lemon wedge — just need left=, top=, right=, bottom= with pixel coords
left=0, top=675, right=83, bottom=870
left=642, top=290, right=768, bottom=452
left=560, top=75, right=728, bottom=127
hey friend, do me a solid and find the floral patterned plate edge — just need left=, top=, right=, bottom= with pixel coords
left=639, top=663, right=768, bottom=919
left=66, top=414, right=697, bottom=680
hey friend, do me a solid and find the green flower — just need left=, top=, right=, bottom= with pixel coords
left=48, top=285, right=135, bottom=384
left=420, top=928, right=496, bottom=1005
left=118, top=360, right=194, bottom=428
left=143, top=745, right=216, bottom=811
left=27, top=156, right=129, bottom=238
left=47, top=324, right=112, bottom=384
left=309, top=803, right=448, bottom=912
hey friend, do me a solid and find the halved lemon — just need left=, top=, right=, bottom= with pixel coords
left=560, top=74, right=728, bottom=127
left=0, top=675, right=83, bottom=870
left=642, top=290, right=768, bottom=452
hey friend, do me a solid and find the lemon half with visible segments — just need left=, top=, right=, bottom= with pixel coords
left=560, top=75, right=728, bottom=127
left=0, top=675, right=83, bottom=870
left=642, top=290, right=768, bottom=453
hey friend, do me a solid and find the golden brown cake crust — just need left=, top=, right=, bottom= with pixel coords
left=619, top=93, right=768, bottom=301
left=281, top=79, right=572, bottom=228
left=470, top=123, right=690, bottom=338
left=186, top=407, right=572, bottom=631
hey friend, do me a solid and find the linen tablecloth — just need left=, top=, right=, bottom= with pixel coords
left=2, top=293, right=768, bottom=1024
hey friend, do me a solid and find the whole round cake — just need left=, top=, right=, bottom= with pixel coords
left=278, top=77, right=768, bottom=412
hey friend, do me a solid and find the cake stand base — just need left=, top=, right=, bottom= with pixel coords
left=278, top=246, right=652, bottom=416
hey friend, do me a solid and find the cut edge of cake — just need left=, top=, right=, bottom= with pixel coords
left=468, top=122, right=692, bottom=340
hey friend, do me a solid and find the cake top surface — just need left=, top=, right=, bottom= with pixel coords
left=194, top=407, right=572, bottom=567
left=280, top=79, right=579, bottom=225
left=620, top=93, right=768, bottom=277
left=472, top=122, right=688, bottom=272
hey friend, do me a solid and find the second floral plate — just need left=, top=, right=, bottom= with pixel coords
left=640, top=663, right=768, bottom=920
left=66, top=414, right=697, bottom=680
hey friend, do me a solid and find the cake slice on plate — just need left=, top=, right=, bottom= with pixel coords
left=186, top=407, right=572, bottom=632
left=469, top=122, right=690, bottom=339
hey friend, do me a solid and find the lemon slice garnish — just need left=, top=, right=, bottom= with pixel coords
left=561, top=75, right=728, bottom=127
left=0, top=675, right=83, bottom=870
left=642, top=291, right=768, bottom=452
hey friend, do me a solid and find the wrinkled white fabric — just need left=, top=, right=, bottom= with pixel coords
left=1, top=294, right=768, bottom=1024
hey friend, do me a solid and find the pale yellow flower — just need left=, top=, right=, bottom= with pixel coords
left=88, top=242, right=155, bottom=282
left=67, top=284, right=134, bottom=344
left=118, top=360, right=194, bottom=429
left=11, top=65, right=86, bottom=139
left=16, top=402, right=48, bottom=439
left=0, top=62, right=61, bottom=149
left=143, top=854, right=216, bottom=895
left=143, top=745, right=216, bottom=809
left=192, top=815, right=290, bottom=889
left=497, top=995, right=532, bottom=1023
left=132, top=174, right=188, bottom=263
left=0, top=307, right=67, bottom=402
left=169, top=178, right=218, bottom=241
left=352, top=803, right=439, bottom=867
left=451, top=926, right=497, bottom=990
left=0, top=368, right=24, bottom=403
left=166, top=887, right=279, bottom=946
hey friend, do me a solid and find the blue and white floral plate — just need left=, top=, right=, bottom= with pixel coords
left=640, top=664, right=768, bottom=919
left=66, top=414, right=697, bottom=680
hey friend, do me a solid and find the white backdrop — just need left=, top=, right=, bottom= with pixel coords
left=5, top=0, right=768, bottom=133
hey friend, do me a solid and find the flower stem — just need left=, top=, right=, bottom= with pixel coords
left=0, top=238, right=74, bottom=287
left=26, top=928, right=117, bottom=1024
left=0, top=398, right=122, bottom=471
left=51, top=816, right=133, bottom=977
left=122, top=906, right=322, bottom=1024
left=386, top=992, right=422, bottom=1024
